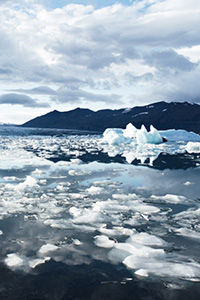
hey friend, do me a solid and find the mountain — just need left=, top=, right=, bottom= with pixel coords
left=22, top=101, right=200, bottom=134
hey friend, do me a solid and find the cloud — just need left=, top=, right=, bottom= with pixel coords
left=0, top=0, right=200, bottom=110
left=54, top=86, right=123, bottom=105
left=0, top=93, right=50, bottom=108
left=144, top=49, right=196, bottom=72
left=12, top=86, right=57, bottom=95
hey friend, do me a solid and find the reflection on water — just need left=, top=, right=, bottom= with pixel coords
left=0, top=133, right=200, bottom=299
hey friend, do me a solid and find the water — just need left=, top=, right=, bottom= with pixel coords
left=0, top=127, right=200, bottom=299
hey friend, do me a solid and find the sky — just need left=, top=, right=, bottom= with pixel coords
left=0, top=0, right=200, bottom=124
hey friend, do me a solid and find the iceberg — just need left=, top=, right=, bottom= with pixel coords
left=102, top=124, right=163, bottom=145
left=136, top=125, right=163, bottom=144
left=186, top=142, right=200, bottom=153
left=123, top=123, right=137, bottom=138
left=102, top=124, right=200, bottom=146
left=102, top=128, right=132, bottom=145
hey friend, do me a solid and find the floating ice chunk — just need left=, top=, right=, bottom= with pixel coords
left=29, top=257, right=50, bottom=268
left=102, top=128, right=132, bottom=145
left=43, top=219, right=71, bottom=229
left=0, top=230, right=3, bottom=235
left=151, top=194, right=188, bottom=204
left=123, top=256, right=200, bottom=280
left=31, top=168, right=43, bottom=176
left=16, top=176, right=39, bottom=191
left=94, top=235, right=116, bottom=248
left=126, top=232, right=168, bottom=247
left=68, top=169, right=90, bottom=176
left=183, top=181, right=194, bottom=186
left=136, top=125, right=163, bottom=144
left=134, top=269, right=149, bottom=278
left=160, top=129, right=200, bottom=142
left=86, top=186, right=104, bottom=195
left=108, top=242, right=165, bottom=264
left=68, top=193, right=87, bottom=200
left=186, top=142, right=200, bottom=153
left=3, top=176, right=18, bottom=181
left=5, top=253, right=24, bottom=267
left=69, top=207, right=81, bottom=217
left=99, top=225, right=135, bottom=237
left=70, top=158, right=83, bottom=165
left=38, top=243, right=59, bottom=255
left=74, top=211, right=104, bottom=224
left=124, top=214, right=148, bottom=227
left=175, top=228, right=200, bottom=240
left=123, top=123, right=137, bottom=138
left=72, top=238, right=83, bottom=246
left=112, top=193, right=138, bottom=200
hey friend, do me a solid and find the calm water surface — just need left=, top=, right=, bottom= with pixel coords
left=0, top=129, right=200, bottom=299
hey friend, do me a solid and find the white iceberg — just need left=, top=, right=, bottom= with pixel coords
left=102, top=128, right=132, bottom=145
left=123, top=123, right=137, bottom=138
left=186, top=142, right=200, bottom=153
left=136, top=125, right=163, bottom=144
left=102, top=124, right=163, bottom=145
left=102, top=124, right=200, bottom=146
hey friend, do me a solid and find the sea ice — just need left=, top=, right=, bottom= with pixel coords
left=86, top=186, right=105, bottom=195
left=126, top=232, right=168, bottom=247
left=136, top=125, right=163, bottom=144
left=102, top=124, right=163, bottom=145
left=134, top=269, right=149, bottom=278
left=5, top=253, right=24, bottom=267
left=123, top=256, right=200, bottom=280
left=186, top=142, right=200, bottom=153
left=123, top=123, right=137, bottom=138
left=38, top=243, right=59, bottom=255
left=102, top=128, right=132, bottom=145
left=150, top=194, right=188, bottom=204
left=94, top=235, right=116, bottom=248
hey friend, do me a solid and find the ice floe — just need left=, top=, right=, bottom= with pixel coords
left=186, top=142, right=200, bottom=153
left=94, top=235, right=116, bottom=248
left=0, top=129, right=200, bottom=283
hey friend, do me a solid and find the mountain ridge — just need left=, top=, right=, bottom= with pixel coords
left=21, top=101, right=200, bottom=134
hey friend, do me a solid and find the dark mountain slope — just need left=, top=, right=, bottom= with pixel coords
left=22, top=101, right=200, bottom=134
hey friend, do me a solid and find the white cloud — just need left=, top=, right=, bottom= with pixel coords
left=0, top=0, right=200, bottom=123
left=0, top=93, right=50, bottom=107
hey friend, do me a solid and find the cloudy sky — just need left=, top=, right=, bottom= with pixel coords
left=0, top=0, right=200, bottom=124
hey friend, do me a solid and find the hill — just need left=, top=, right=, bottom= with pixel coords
left=22, top=101, right=200, bottom=134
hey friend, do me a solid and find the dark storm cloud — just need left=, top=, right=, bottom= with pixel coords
left=0, top=93, right=50, bottom=108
